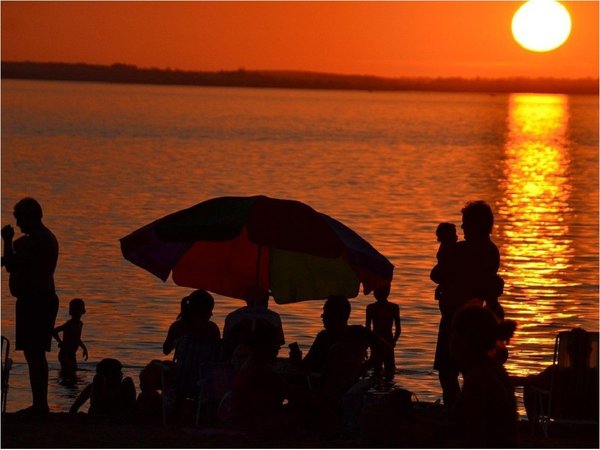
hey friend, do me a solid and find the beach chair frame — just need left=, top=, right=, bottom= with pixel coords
left=195, top=361, right=236, bottom=426
left=1, top=336, right=13, bottom=414
left=532, top=330, right=599, bottom=438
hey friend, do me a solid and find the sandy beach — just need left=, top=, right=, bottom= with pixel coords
left=2, top=406, right=598, bottom=448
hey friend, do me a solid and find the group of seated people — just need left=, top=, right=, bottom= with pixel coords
left=69, top=288, right=396, bottom=437
left=67, top=287, right=597, bottom=445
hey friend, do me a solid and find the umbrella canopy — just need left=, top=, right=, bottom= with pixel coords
left=120, top=195, right=394, bottom=304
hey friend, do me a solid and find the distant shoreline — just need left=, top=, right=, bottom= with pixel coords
left=2, top=61, right=598, bottom=95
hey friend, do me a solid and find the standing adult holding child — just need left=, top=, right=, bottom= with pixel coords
left=1, top=197, right=59, bottom=417
left=431, top=200, right=505, bottom=410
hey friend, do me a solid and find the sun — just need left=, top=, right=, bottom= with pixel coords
left=512, top=0, right=572, bottom=52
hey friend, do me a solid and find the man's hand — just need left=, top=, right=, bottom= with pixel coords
left=1, top=225, right=14, bottom=242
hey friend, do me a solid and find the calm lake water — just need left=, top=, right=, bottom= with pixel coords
left=1, top=80, right=598, bottom=413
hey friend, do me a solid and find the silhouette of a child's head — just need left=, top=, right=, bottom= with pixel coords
left=139, top=360, right=162, bottom=393
left=374, top=284, right=391, bottom=302
left=180, top=289, right=214, bottom=322
left=461, top=201, right=494, bottom=239
left=436, top=222, right=458, bottom=244
left=69, top=298, right=86, bottom=317
left=96, top=358, right=123, bottom=384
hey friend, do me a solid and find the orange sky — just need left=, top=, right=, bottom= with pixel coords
left=1, top=1, right=598, bottom=79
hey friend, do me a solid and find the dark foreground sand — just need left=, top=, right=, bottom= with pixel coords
left=2, top=404, right=598, bottom=449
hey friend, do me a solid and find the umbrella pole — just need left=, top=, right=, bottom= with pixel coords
left=255, top=244, right=262, bottom=287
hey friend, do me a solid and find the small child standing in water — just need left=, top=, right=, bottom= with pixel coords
left=366, top=283, right=401, bottom=378
left=53, top=298, right=88, bottom=375
left=432, top=222, right=458, bottom=301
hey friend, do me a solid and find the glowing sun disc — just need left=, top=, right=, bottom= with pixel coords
left=512, top=0, right=572, bottom=52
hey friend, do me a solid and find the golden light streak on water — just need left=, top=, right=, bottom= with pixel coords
left=499, top=93, right=578, bottom=377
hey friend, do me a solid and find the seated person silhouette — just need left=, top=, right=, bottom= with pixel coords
left=450, top=305, right=518, bottom=448
left=511, top=327, right=599, bottom=424
left=303, top=295, right=395, bottom=400
left=230, top=326, right=307, bottom=438
left=69, top=358, right=136, bottom=417
left=134, top=359, right=167, bottom=422
left=222, top=287, right=284, bottom=365
left=162, top=290, right=221, bottom=421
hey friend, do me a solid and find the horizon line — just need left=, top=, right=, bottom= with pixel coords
left=2, top=59, right=599, bottom=82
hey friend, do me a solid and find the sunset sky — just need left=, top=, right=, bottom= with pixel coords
left=1, top=1, right=598, bottom=79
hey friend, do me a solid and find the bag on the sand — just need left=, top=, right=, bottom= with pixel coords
left=387, top=388, right=416, bottom=412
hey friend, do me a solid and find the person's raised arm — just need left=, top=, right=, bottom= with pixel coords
left=1, top=225, right=15, bottom=271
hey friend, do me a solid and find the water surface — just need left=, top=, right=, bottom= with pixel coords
left=1, top=80, right=598, bottom=412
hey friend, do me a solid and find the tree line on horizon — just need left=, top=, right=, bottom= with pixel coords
left=2, top=61, right=598, bottom=95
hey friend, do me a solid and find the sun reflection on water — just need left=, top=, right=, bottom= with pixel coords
left=498, top=94, right=578, bottom=375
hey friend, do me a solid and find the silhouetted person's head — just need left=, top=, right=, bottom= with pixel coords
left=139, top=360, right=162, bottom=393
left=69, top=298, right=86, bottom=318
left=436, top=222, right=458, bottom=244
left=374, top=284, right=391, bottom=302
left=450, top=305, right=516, bottom=371
left=13, top=197, right=43, bottom=234
left=96, top=358, right=123, bottom=384
left=244, top=286, right=269, bottom=307
left=461, top=200, right=494, bottom=240
left=180, top=289, right=214, bottom=322
left=567, top=327, right=592, bottom=369
left=322, top=295, right=351, bottom=331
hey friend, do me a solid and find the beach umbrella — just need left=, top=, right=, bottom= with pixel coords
left=120, top=195, right=394, bottom=304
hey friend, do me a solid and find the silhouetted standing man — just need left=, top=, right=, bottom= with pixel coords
left=2, top=198, right=59, bottom=417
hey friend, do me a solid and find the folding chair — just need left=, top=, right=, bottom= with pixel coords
left=532, top=329, right=599, bottom=438
left=1, top=336, right=13, bottom=414
left=162, top=336, right=220, bottom=425
left=195, top=362, right=237, bottom=426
